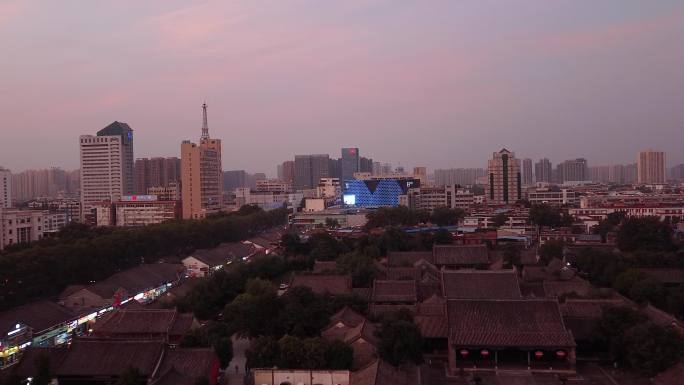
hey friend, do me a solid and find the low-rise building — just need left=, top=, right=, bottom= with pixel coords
left=94, top=195, right=181, bottom=227
left=528, top=189, right=577, bottom=206
left=0, top=207, right=51, bottom=250
left=182, top=242, right=257, bottom=277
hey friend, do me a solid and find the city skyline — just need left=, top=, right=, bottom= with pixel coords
left=1, top=1, right=684, bottom=172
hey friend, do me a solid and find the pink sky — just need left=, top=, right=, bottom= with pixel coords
left=1, top=0, right=683, bottom=175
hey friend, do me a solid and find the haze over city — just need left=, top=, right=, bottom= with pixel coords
left=1, top=0, right=684, bottom=174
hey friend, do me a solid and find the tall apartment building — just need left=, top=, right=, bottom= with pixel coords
left=181, top=103, right=223, bottom=219
left=522, top=159, right=533, bottom=186
left=535, top=158, right=553, bottom=183
left=10, top=167, right=72, bottom=201
left=671, top=164, right=684, bottom=181
left=328, top=158, right=341, bottom=179
left=589, top=166, right=611, bottom=183
left=556, top=158, right=588, bottom=183
left=79, top=121, right=134, bottom=221
left=277, top=161, right=295, bottom=183
left=340, top=148, right=360, bottom=181
left=487, top=148, right=521, bottom=205
left=294, top=154, right=330, bottom=190
left=434, top=168, right=486, bottom=186
left=637, top=150, right=666, bottom=184
left=134, top=157, right=181, bottom=194
left=359, top=157, right=373, bottom=173
left=0, top=167, right=11, bottom=208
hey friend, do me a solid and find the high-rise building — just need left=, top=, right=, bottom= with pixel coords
left=624, top=163, right=638, bottom=184
left=134, top=157, right=181, bottom=194
left=0, top=167, right=11, bottom=208
left=223, top=170, right=248, bottom=191
left=294, top=154, right=330, bottom=190
left=589, top=166, right=611, bottom=183
left=556, top=158, right=588, bottom=183
left=79, top=121, right=134, bottom=221
left=413, top=167, right=428, bottom=186
left=433, top=168, right=486, bottom=186
left=359, top=157, right=373, bottom=173
left=487, top=148, right=521, bottom=205
left=278, top=161, right=295, bottom=183
left=637, top=150, right=666, bottom=184
left=671, top=164, right=684, bottom=181
left=341, top=148, right=360, bottom=181
left=522, top=158, right=533, bottom=186
left=328, top=158, right=342, bottom=179
left=535, top=158, right=553, bottom=183
left=181, top=103, right=223, bottom=219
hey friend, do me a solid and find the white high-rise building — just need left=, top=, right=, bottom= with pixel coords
left=637, top=150, right=666, bottom=184
left=0, top=167, right=11, bottom=208
left=487, top=148, right=521, bottom=205
left=79, top=122, right=134, bottom=221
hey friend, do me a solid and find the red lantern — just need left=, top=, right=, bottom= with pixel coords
left=480, top=349, right=490, bottom=357
left=556, top=350, right=567, bottom=358
left=534, top=351, right=544, bottom=359
left=459, top=349, right=469, bottom=357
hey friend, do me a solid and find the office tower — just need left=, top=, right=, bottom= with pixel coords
left=359, top=157, right=373, bottom=173
left=637, top=150, right=666, bottom=184
left=589, top=166, right=611, bottom=183
left=413, top=167, right=428, bottom=186
left=341, top=148, right=360, bottom=181
left=522, top=158, right=533, bottom=186
left=248, top=173, right=267, bottom=189
left=0, top=167, right=11, bottom=208
left=556, top=158, right=588, bottom=183
left=79, top=121, right=134, bottom=221
left=328, top=158, right=341, bottom=179
left=672, top=164, right=684, bottom=181
left=433, top=168, right=486, bottom=186
left=294, top=154, right=330, bottom=190
left=609, top=165, right=625, bottom=184
left=223, top=170, right=248, bottom=191
left=181, top=103, right=223, bottom=219
left=134, top=157, right=181, bottom=194
left=535, top=158, right=552, bottom=183
left=487, top=149, right=521, bottom=205
left=279, top=161, right=295, bottom=183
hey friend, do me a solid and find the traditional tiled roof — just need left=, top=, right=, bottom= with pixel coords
left=156, top=348, right=218, bottom=381
left=653, top=359, right=684, bottom=385
left=150, top=368, right=195, bottom=385
left=369, top=304, right=417, bottom=317
left=0, top=300, right=75, bottom=334
left=636, top=268, right=684, bottom=284
left=441, top=270, right=521, bottom=300
left=350, top=360, right=419, bottom=385
left=387, top=251, right=433, bottom=267
left=543, top=277, right=593, bottom=298
left=432, top=245, right=489, bottom=266
left=352, top=288, right=372, bottom=302
left=312, top=260, right=338, bottom=274
left=386, top=267, right=421, bottom=281
left=371, top=280, right=417, bottom=303
left=327, top=306, right=366, bottom=328
left=560, top=299, right=626, bottom=319
left=64, top=263, right=183, bottom=300
left=447, top=299, right=575, bottom=348
left=290, top=274, right=352, bottom=296
left=90, top=309, right=194, bottom=340
left=6, top=347, right=69, bottom=379
left=414, top=315, right=449, bottom=338
left=188, top=242, right=255, bottom=267
left=57, top=340, right=165, bottom=377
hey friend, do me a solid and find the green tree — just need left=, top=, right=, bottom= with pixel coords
left=279, top=286, right=330, bottom=337
left=115, top=367, right=144, bottom=385
left=246, top=336, right=280, bottom=369
left=491, top=213, right=509, bottom=228
left=433, top=229, right=454, bottom=245
left=336, top=251, right=378, bottom=287
left=617, top=217, right=674, bottom=252
left=376, top=318, right=424, bottom=366
left=212, top=337, right=234, bottom=369
left=325, top=218, right=341, bottom=229
left=613, top=269, right=647, bottom=295
left=501, top=244, right=522, bottom=268
left=622, top=323, right=684, bottom=376
left=628, top=278, right=665, bottom=305
left=308, top=233, right=344, bottom=261
left=430, top=207, right=465, bottom=227
left=596, top=306, right=646, bottom=360
left=538, top=240, right=564, bottom=264
left=325, top=340, right=354, bottom=369
left=223, top=279, right=282, bottom=338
